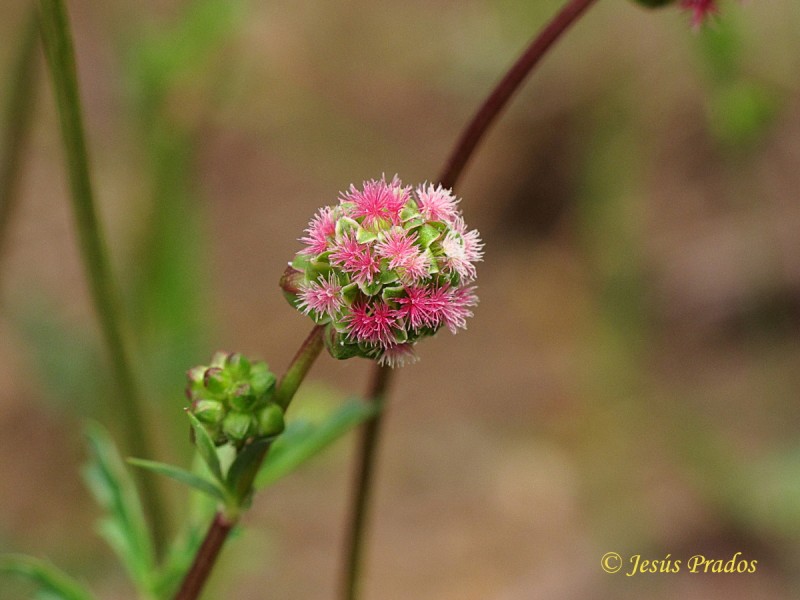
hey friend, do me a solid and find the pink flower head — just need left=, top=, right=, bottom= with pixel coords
left=374, top=228, right=431, bottom=283
left=415, top=183, right=460, bottom=224
left=341, top=177, right=407, bottom=228
left=439, top=221, right=484, bottom=283
left=299, top=206, right=337, bottom=256
left=437, top=286, right=479, bottom=334
left=329, top=232, right=381, bottom=284
left=395, top=285, right=438, bottom=331
left=297, top=274, right=344, bottom=320
left=344, top=300, right=400, bottom=348
left=681, top=0, right=717, bottom=28
left=284, top=175, right=482, bottom=367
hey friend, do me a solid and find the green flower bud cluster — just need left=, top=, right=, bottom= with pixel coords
left=186, top=352, right=283, bottom=447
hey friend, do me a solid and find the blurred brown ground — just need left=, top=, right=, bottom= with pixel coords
left=2, top=0, right=800, bottom=598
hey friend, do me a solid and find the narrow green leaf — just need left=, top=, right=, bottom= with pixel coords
left=226, top=437, right=272, bottom=503
left=128, top=457, right=228, bottom=503
left=187, top=411, right=224, bottom=484
left=82, top=423, right=156, bottom=594
left=255, top=400, right=378, bottom=489
left=0, top=554, right=96, bottom=600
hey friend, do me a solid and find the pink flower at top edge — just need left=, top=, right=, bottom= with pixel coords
left=415, top=183, right=460, bottom=224
left=681, top=0, right=717, bottom=28
left=297, top=274, right=344, bottom=319
left=341, top=177, right=407, bottom=228
left=299, top=206, right=337, bottom=256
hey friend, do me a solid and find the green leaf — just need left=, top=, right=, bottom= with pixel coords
left=187, top=411, right=224, bottom=484
left=127, top=458, right=228, bottom=503
left=226, top=437, right=273, bottom=504
left=82, top=423, right=156, bottom=594
left=255, top=399, right=378, bottom=489
left=0, top=554, right=96, bottom=600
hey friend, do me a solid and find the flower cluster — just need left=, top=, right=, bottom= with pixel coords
left=186, top=352, right=283, bottom=447
left=282, top=176, right=483, bottom=367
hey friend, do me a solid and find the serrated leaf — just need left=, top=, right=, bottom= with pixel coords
left=187, top=411, right=224, bottom=484
left=255, top=399, right=378, bottom=489
left=0, top=554, right=96, bottom=600
left=82, top=423, right=156, bottom=594
left=127, top=458, right=228, bottom=503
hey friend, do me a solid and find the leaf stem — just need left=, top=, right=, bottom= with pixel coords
left=174, top=325, right=325, bottom=600
left=340, top=0, right=600, bottom=597
left=0, top=8, right=39, bottom=285
left=36, top=0, right=168, bottom=554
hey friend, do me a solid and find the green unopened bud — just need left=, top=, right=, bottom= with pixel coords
left=192, top=399, right=225, bottom=425
left=227, top=353, right=251, bottom=377
left=209, top=351, right=229, bottom=368
left=222, top=411, right=255, bottom=442
left=229, top=383, right=257, bottom=412
left=257, top=404, right=285, bottom=437
left=204, top=367, right=230, bottom=395
left=250, top=363, right=277, bottom=397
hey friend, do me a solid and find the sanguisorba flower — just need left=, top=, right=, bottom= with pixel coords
left=282, top=175, right=482, bottom=367
left=681, top=0, right=717, bottom=27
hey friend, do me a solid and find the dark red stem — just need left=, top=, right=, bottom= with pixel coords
left=174, top=512, right=235, bottom=600
left=437, top=0, right=599, bottom=189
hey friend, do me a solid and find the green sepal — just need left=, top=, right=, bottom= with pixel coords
left=335, top=216, right=359, bottom=238
left=379, top=269, right=399, bottom=285
left=290, top=253, right=312, bottom=272
left=324, top=329, right=363, bottom=360
left=399, top=204, right=418, bottom=221
left=381, top=285, right=406, bottom=303
left=417, top=224, right=441, bottom=248
left=226, top=353, right=251, bottom=377
left=127, top=458, right=229, bottom=504
left=341, top=282, right=360, bottom=305
left=393, top=327, right=408, bottom=344
left=0, top=554, right=97, bottom=600
left=228, top=383, right=257, bottom=412
left=356, top=227, right=378, bottom=244
left=187, top=411, right=224, bottom=482
left=226, top=437, right=273, bottom=505
left=358, top=279, right=383, bottom=296
left=192, top=399, right=224, bottom=425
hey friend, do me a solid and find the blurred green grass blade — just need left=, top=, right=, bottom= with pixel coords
left=256, top=399, right=378, bottom=489
left=0, top=9, right=39, bottom=280
left=82, top=423, right=156, bottom=595
left=0, top=554, right=96, bottom=600
left=128, top=457, right=228, bottom=503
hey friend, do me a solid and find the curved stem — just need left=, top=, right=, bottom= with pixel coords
left=438, top=0, right=599, bottom=189
left=175, top=325, right=325, bottom=600
left=339, top=365, right=391, bottom=600
left=0, top=9, right=39, bottom=286
left=340, top=1, right=600, bottom=598
left=36, top=0, right=169, bottom=553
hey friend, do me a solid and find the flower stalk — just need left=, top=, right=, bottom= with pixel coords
left=36, top=0, right=170, bottom=553
left=175, top=325, right=325, bottom=600
left=340, top=0, right=600, bottom=598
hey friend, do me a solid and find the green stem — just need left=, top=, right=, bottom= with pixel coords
left=339, top=365, right=391, bottom=600
left=36, top=0, right=168, bottom=555
left=0, top=9, right=39, bottom=283
left=339, top=0, right=601, bottom=597
left=175, top=325, right=325, bottom=600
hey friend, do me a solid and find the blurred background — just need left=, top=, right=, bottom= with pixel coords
left=2, top=0, right=800, bottom=598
